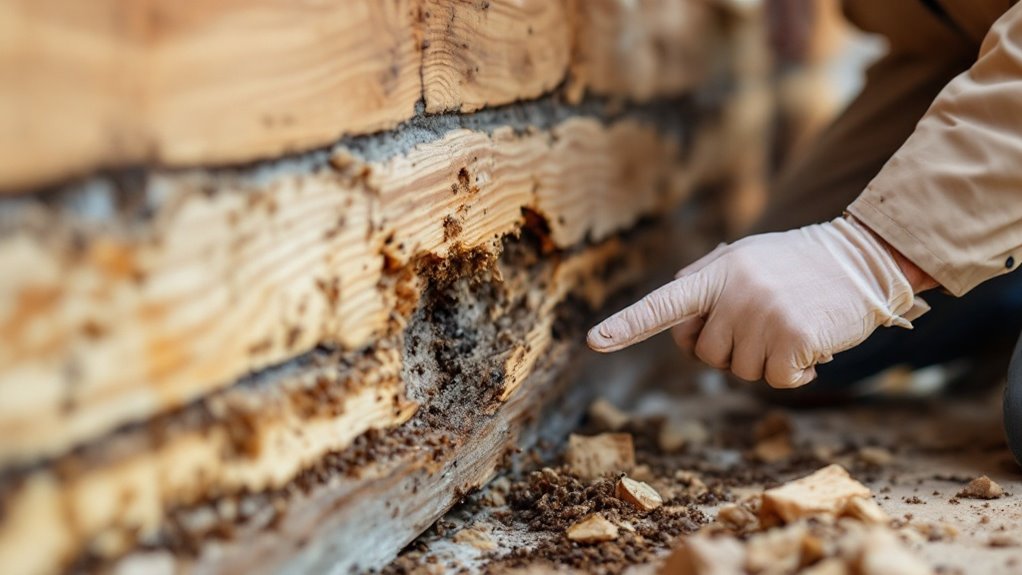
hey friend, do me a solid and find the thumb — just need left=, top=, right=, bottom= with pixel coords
left=587, top=271, right=713, bottom=353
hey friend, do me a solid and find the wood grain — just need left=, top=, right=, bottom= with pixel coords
left=0, top=0, right=721, bottom=192
left=0, top=0, right=421, bottom=191
left=421, top=0, right=572, bottom=113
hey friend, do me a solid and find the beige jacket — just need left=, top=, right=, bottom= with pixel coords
left=847, top=0, right=1022, bottom=295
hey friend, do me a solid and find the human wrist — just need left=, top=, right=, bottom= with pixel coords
left=846, top=215, right=938, bottom=294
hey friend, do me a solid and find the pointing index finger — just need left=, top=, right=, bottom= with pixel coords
left=587, top=272, right=710, bottom=353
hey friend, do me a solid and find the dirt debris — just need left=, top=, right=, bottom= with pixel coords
left=988, top=533, right=1019, bottom=548
left=957, top=475, right=1005, bottom=500
left=484, top=465, right=708, bottom=574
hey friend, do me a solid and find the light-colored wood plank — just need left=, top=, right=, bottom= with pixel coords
left=421, top=0, right=572, bottom=113
left=0, top=345, right=415, bottom=573
left=0, top=0, right=421, bottom=192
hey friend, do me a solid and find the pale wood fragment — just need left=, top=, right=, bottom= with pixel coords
left=843, top=497, right=889, bottom=526
left=453, top=523, right=498, bottom=552
left=565, top=433, right=635, bottom=480
left=566, top=514, right=619, bottom=544
left=801, top=558, right=851, bottom=575
left=857, top=527, right=933, bottom=575
left=760, top=465, right=872, bottom=525
left=659, top=534, right=747, bottom=575
left=587, top=399, right=630, bottom=432
left=856, top=446, right=894, bottom=467
left=658, top=419, right=709, bottom=453
left=744, top=522, right=808, bottom=575
left=614, top=477, right=663, bottom=512
left=753, top=434, right=794, bottom=463
left=716, top=503, right=758, bottom=532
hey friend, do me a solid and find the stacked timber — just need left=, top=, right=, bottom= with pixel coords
left=0, top=0, right=770, bottom=572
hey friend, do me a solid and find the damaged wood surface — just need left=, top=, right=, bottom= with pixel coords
left=0, top=221, right=671, bottom=574
left=0, top=116, right=705, bottom=468
left=0, top=0, right=716, bottom=191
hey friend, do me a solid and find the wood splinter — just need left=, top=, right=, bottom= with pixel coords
left=566, top=513, right=619, bottom=543
left=566, top=433, right=635, bottom=480
left=615, top=476, right=664, bottom=512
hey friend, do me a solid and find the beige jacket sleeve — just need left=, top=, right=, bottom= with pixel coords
left=847, top=2, right=1022, bottom=296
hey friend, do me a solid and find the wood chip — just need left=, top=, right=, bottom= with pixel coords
left=842, top=497, right=889, bottom=525
left=857, top=527, right=932, bottom=575
left=615, top=477, right=663, bottom=512
left=753, top=434, right=794, bottom=463
left=957, top=475, right=1004, bottom=499
left=744, top=522, right=807, bottom=575
left=751, top=411, right=794, bottom=463
left=587, top=399, right=630, bottom=431
left=760, top=465, right=872, bottom=525
left=453, top=523, right=498, bottom=552
left=565, top=433, right=635, bottom=480
left=566, top=513, right=619, bottom=543
left=716, top=504, right=758, bottom=531
left=801, top=558, right=850, bottom=575
left=659, top=533, right=746, bottom=575
left=856, top=446, right=894, bottom=467
left=658, top=419, right=709, bottom=453
left=754, top=410, right=793, bottom=441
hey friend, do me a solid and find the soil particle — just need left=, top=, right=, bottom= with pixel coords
left=957, top=476, right=1005, bottom=500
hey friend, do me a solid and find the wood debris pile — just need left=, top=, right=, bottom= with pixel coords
left=661, top=464, right=934, bottom=575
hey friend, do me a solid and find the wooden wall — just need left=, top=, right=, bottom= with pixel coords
left=0, top=1, right=771, bottom=572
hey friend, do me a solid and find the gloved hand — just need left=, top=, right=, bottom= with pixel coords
left=588, top=217, right=929, bottom=388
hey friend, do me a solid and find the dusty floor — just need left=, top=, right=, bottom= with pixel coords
left=381, top=363, right=1022, bottom=574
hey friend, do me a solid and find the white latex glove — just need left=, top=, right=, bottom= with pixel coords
left=587, top=217, right=928, bottom=388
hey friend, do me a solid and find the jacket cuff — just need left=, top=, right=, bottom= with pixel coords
left=846, top=196, right=967, bottom=296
